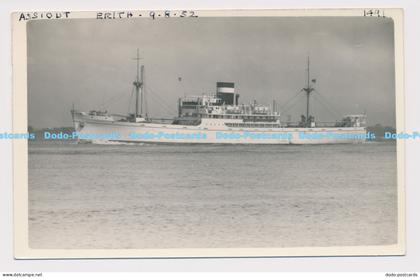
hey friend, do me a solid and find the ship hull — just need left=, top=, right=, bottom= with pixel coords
left=72, top=115, right=367, bottom=145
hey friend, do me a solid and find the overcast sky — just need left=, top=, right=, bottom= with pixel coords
left=27, top=16, right=396, bottom=128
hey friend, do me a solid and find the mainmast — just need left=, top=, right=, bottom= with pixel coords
left=133, top=49, right=144, bottom=118
left=140, top=65, right=144, bottom=116
left=303, top=56, right=314, bottom=127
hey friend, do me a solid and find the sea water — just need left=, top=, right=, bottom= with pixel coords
left=28, top=142, right=397, bottom=249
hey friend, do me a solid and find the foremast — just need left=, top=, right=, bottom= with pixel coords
left=133, top=49, right=145, bottom=121
left=302, top=56, right=314, bottom=127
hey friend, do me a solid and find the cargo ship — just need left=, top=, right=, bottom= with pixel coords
left=71, top=51, right=367, bottom=144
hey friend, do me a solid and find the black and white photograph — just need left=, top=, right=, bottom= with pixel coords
left=12, top=9, right=404, bottom=258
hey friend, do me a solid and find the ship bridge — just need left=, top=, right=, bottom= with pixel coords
left=177, top=82, right=279, bottom=122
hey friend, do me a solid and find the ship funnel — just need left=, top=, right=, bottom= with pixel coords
left=216, top=82, right=239, bottom=105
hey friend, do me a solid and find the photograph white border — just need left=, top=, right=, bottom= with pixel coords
left=12, top=8, right=405, bottom=259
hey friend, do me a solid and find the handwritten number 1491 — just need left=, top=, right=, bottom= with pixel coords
left=364, top=9, right=386, bottom=17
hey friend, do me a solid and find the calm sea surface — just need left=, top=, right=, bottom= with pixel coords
left=28, top=142, right=397, bottom=249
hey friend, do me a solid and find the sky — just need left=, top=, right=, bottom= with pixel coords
left=27, top=16, right=396, bottom=128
